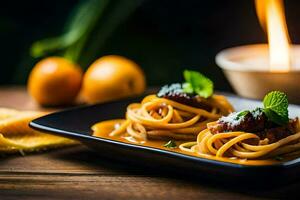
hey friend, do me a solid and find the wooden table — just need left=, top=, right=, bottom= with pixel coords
left=0, top=87, right=299, bottom=200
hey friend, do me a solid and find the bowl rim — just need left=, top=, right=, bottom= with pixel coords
left=215, top=43, right=300, bottom=73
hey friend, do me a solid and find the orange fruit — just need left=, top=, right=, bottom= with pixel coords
left=28, top=57, right=82, bottom=106
left=81, top=55, right=146, bottom=104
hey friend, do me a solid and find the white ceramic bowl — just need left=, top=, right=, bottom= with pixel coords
left=216, top=44, right=300, bottom=104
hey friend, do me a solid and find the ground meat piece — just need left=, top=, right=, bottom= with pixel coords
left=208, top=108, right=300, bottom=143
left=260, top=118, right=299, bottom=143
left=208, top=108, right=269, bottom=134
left=157, top=83, right=212, bottom=111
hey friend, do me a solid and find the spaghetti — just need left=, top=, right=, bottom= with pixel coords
left=180, top=114, right=300, bottom=160
left=93, top=94, right=233, bottom=142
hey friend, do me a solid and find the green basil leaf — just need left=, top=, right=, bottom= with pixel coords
left=235, top=110, right=250, bottom=120
left=183, top=70, right=213, bottom=98
left=182, top=82, right=194, bottom=94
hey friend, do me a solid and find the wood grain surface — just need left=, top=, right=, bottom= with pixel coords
left=0, top=87, right=299, bottom=200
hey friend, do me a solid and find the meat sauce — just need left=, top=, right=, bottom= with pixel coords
left=208, top=108, right=299, bottom=143
left=157, top=83, right=213, bottom=111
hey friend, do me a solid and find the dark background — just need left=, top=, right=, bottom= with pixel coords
left=0, top=0, right=299, bottom=91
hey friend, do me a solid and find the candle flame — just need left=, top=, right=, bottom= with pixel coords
left=255, top=0, right=291, bottom=72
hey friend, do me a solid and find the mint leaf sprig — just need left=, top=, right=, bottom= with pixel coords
left=263, top=91, right=289, bottom=125
left=230, top=91, right=289, bottom=126
left=182, top=70, right=214, bottom=98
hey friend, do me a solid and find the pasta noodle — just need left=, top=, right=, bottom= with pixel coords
left=180, top=121, right=300, bottom=159
left=93, top=94, right=233, bottom=141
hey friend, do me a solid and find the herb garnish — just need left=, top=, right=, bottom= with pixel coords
left=235, top=110, right=250, bottom=120
left=182, top=70, right=213, bottom=98
left=163, top=140, right=177, bottom=148
left=275, top=156, right=284, bottom=161
left=263, top=91, right=289, bottom=125
left=230, top=91, right=289, bottom=126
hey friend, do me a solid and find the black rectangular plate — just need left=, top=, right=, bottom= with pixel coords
left=30, top=93, right=300, bottom=184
